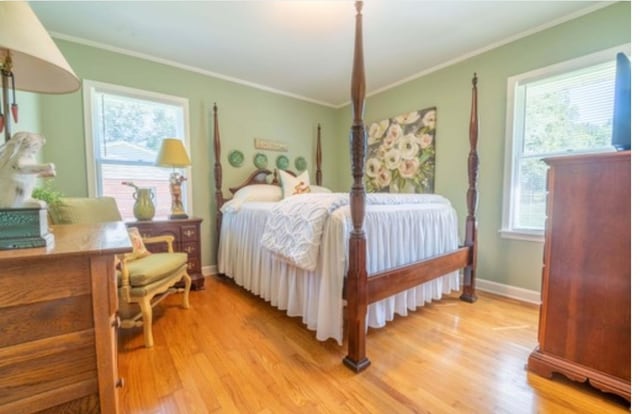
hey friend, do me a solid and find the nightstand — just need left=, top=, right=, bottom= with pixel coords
left=126, top=217, right=204, bottom=290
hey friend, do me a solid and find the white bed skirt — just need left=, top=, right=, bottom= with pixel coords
left=218, top=202, right=460, bottom=345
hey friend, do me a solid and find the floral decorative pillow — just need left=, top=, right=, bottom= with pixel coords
left=279, top=169, right=311, bottom=198
left=125, top=227, right=151, bottom=261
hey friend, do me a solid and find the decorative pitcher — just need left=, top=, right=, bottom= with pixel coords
left=133, top=188, right=155, bottom=221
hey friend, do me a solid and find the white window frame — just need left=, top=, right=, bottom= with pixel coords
left=500, top=44, right=630, bottom=242
left=82, top=80, right=192, bottom=215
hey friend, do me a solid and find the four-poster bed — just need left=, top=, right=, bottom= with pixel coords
left=213, top=1, right=478, bottom=372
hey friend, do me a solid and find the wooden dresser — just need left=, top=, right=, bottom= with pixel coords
left=527, top=151, right=630, bottom=401
left=126, top=217, right=204, bottom=289
left=0, top=221, right=131, bottom=413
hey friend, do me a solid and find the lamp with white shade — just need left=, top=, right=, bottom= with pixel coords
left=0, top=1, right=80, bottom=250
left=0, top=1, right=80, bottom=142
left=156, top=138, right=191, bottom=219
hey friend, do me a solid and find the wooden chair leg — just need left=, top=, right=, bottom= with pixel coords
left=139, top=297, right=154, bottom=348
left=182, top=272, right=191, bottom=309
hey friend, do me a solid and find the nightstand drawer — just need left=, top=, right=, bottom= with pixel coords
left=181, top=225, right=199, bottom=241
left=187, top=257, right=200, bottom=274
left=182, top=241, right=200, bottom=257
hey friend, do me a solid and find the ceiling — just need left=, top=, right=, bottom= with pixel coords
left=29, top=1, right=609, bottom=107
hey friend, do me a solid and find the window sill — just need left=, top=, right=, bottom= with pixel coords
left=499, top=229, right=544, bottom=243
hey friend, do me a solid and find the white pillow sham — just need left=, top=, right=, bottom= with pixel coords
left=221, top=184, right=282, bottom=212
left=310, top=185, right=332, bottom=193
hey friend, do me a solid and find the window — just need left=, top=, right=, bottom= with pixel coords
left=501, top=45, right=629, bottom=241
left=83, top=81, right=191, bottom=220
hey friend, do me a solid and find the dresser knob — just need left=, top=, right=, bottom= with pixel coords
left=185, top=246, right=194, bottom=253
left=116, top=377, right=125, bottom=388
left=185, top=230, right=194, bottom=237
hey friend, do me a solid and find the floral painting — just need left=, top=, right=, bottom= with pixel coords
left=365, top=107, right=436, bottom=193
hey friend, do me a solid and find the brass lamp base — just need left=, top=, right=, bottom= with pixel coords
left=168, top=171, right=188, bottom=220
left=169, top=200, right=188, bottom=219
left=169, top=190, right=188, bottom=219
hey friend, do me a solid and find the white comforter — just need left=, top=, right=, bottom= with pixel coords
left=218, top=195, right=460, bottom=344
left=260, top=193, right=452, bottom=271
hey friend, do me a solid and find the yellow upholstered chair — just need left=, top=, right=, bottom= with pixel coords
left=49, top=197, right=191, bottom=347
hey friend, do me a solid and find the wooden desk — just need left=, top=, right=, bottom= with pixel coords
left=0, top=222, right=131, bottom=414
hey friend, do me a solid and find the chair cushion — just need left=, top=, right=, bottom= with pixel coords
left=50, top=197, right=122, bottom=224
left=128, top=268, right=187, bottom=298
left=120, top=252, right=188, bottom=287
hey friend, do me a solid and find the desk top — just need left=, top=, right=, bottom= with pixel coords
left=0, top=221, right=132, bottom=261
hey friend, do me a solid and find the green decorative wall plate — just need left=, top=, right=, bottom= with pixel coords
left=253, top=153, right=268, bottom=169
left=228, top=150, right=245, bottom=167
left=276, top=155, right=289, bottom=170
left=294, top=156, right=307, bottom=172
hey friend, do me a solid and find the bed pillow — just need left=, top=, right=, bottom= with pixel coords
left=310, top=185, right=332, bottom=193
left=279, top=169, right=311, bottom=198
left=221, top=184, right=282, bottom=212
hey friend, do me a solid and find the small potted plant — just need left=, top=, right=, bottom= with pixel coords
left=31, top=180, right=63, bottom=208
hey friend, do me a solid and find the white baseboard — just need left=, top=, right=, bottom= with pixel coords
left=202, top=265, right=217, bottom=277
left=476, top=278, right=541, bottom=305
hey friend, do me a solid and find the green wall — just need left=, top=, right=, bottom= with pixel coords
left=38, top=41, right=339, bottom=269
left=10, top=90, right=41, bottom=136
left=336, top=2, right=630, bottom=291
left=34, top=2, right=629, bottom=293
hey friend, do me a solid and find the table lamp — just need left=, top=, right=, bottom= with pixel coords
left=0, top=1, right=80, bottom=250
left=0, top=1, right=80, bottom=142
left=156, top=138, right=191, bottom=219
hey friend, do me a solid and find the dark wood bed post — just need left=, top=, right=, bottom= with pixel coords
left=316, top=124, right=323, bottom=186
left=460, top=75, right=479, bottom=303
left=343, top=0, right=371, bottom=373
left=213, top=103, right=224, bottom=272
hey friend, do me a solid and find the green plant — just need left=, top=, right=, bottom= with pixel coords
left=32, top=181, right=64, bottom=207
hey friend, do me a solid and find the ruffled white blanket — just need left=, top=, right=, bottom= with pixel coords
left=260, top=192, right=451, bottom=271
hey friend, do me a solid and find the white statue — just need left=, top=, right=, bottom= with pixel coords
left=0, top=132, right=56, bottom=209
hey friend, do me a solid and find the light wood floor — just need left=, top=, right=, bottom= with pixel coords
left=118, top=276, right=630, bottom=413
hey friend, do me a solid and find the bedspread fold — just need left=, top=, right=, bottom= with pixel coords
left=260, top=192, right=451, bottom=271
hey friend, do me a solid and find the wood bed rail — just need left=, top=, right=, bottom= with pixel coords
left=367, top=248, right=470, bottom=304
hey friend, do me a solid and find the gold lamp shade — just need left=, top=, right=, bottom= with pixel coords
left=156, top=138, right=191, bottom=167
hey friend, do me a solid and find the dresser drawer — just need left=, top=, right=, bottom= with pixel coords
left=187, top=257, right=201, bottom=274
